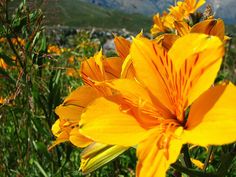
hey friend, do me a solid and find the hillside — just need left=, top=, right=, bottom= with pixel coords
left=41, top=0, right=152, bottom=32
left=9, top=0, right=235, bottom=33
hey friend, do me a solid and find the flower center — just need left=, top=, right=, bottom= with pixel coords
left=156, top=119, right=182, bottom=159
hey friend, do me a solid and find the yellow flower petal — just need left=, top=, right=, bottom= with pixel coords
left=137, top=128, right=183, bottom=177
left=191, top=158, right=204, bottom=170
left=49, top=119, right=78, bottom=150
left=131, top=37, right=174, bottom=114
left=169, top=33, right=223, bottom=71
left=0, top=58, right=7, bottom=70
left=104, top=79, right=153, bottom=104
left=120, top=54, right=136, bottom=79
left=151, top=12, right=175, bottom=35
left=102, top=57, right=123, bottom=79
left=155, top=34, right=179, bottom=51
left=168, top=33, right=224, bottom=107
left=101, top=79, right=170, bottom=129
left=183, top=0, right=206, bottom=14
left=183, top=82, right=236, bottom=146
left=191, top=19, right=225, bottom=41
left=55, top=86, right=99, bottom=121
left=49, top=119, right=71, bottom=150
left=80, top=51, right=105, bottom=85
left=80, top=97, right=148, bottom=146
left=102, top=78, right=172, bottom=123
left=174, top=21, right=191, bottom=36
left=94, top=50, right=104, bottom=76
left=169, top=1, right=185, bottom=20
left=69, top=127, right=93, bottom=147
left=51, top=119, right=61, bottom=137
left=48, top=136, right=68, bottom=151
left=114, top=36, right=131, bottom=60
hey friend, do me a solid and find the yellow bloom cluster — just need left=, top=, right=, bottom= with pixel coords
left=0, top=58, right=8, bottom=70
left=11, top=37, right=26, bottom=46
left=47, top=45, right=64, bottom=55
left=0, top=37, right=25, bottom=70
left=151, top=0, right=213, bottom=36
left=0, top=97, right=5, bottom=104
left=0, top=37, right=25, bottom=46
left=50, top=1, right=236, bottom=177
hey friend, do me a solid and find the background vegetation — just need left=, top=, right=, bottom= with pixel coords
left=8, top=0, right=152, bottom=32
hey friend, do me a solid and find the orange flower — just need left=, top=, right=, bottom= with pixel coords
left=0, top=97, right=5, bottom=104
left=50, top=36, right=134, bottom=172
left=66, top=68, right=80, bottom=78
left=50, top=50, right=122, bottom=148
left=114, top=36, right=131, bottom=60
left=151, top=0, right=206, bottom=36
left=151, top=12, right=175, bottom=35
left=17, top=37, right=25, bottom=46
left=47, top=45, right=62, bottom=55
left=50, top=36, right=133, bottom=172
left=49, top=37, right=131, bottom=160
left=0, top=58, right=7, bottom=70
left=49, top=86, right=99, bottom=150
left=174, top=18, right=226, bottom=40
left=169, top=0, right=205, bottom=20
left=169, top=1, right=186, bottom=21
left=182, top=0, right=206, bottom=15
left=10, top=37, right=25, bottom=46
left=155, top=18, right=227, bottom=51
left=79, top=34, right=236, bottom=176
left=0, top=37, right=6, bottom=43
left=68, top=56, right=74, bottom=64
left=155, top=34, right=180, bottom=51
left=190, top=18, right=227, bottom=41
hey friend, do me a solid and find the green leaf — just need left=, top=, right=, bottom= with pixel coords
left=33, top=140, right=51, bottom=159
left=0, top=25, right=5, bottom=35
left=33, top=160, right=49, bottom=177
left=31, top=117, right=48, bottom=135
left=40, top=33, right=47, bottom=52
left=12, top=16, right=27, bottom=31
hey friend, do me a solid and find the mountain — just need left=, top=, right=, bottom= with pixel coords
left=40, top=0, right=152, bottom=32
left=210, top=0, right=236, bottom=24
left=82, top=0, right=236, bottom=24
left=10, top=0, right=235, bottom=33
left=81, top=0, right=173, bottom=16
left=81, top=0, right=173, bottom=15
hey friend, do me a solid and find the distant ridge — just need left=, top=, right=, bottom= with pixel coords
left=82, top=0, right=236, bottom=24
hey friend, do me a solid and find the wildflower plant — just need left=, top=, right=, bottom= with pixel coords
left=0, top=1, right=99, bottom=176
left=49, top=0, right=236, bottom=176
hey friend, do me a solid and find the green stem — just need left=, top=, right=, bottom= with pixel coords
left=182, top=144, right=193, bottom=168
left=171, top=163, right=217, bottom=177
left=10, top=110, right=22, bottom=159
left=203, top=146, right=214, bottom=172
